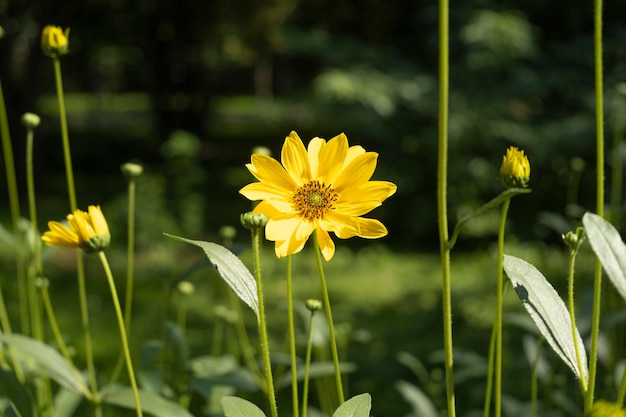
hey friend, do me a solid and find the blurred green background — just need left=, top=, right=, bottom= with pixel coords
left=1, top=0, right=626, bottom=415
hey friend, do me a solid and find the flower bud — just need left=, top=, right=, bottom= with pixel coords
left=240, top=212, right=268, bottom=230
left=121, top=162, right=144, bottom=178
left=219, top=225, right=237, bottom=241
left=562, top=227, right=585, bottom=252
left=21, top=112, right=41, bottom=129
left=177, top=280, right=195, bottom=296
left=41, top=25, right=70, bottom=57
left=499, top=146, right=530, bottom=188
left=305, top=299, right=322, bottom=312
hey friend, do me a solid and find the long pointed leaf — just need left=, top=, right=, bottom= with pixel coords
left=1, top=334, right=88, bottom=394
left=164, top=234, right=259, bottom=319
left=502, top=255, right=588, bottom=384
left=582, top=212, right=626, bottom=301
left=332, top=393, right=371, bottom=417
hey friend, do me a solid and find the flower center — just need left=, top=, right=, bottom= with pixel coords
left=293, top=180, right=338, bottom=221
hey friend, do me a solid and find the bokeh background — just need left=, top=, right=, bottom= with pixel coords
left=1, top=0, right=626, bottom=416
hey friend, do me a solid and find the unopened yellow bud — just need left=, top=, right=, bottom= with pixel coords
left=41, top=25, right=70, bottom=57
left=499, top=146, right=530, bottom=188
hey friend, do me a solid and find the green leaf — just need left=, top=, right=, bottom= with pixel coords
left=52, top=387, right=83, bottom=417
left=582, top=212, right=626, bottom=302
left=332, top=393, right=371, bottom=417
left=395, top=381, right=437, bottom=417
left=1, top=334, right=88, bottom=394
left=0, top=368, right=34, bottom=417
left=503, top=255, right=588, bottom=384
left=164, top=234, right=259, bottom=319
left=276, top=361, right=357, bottom=389
left=221, top=396, right=268, bottom=417
left=101, top=384, right=193, bottom=417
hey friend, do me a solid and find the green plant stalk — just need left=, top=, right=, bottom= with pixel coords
left=482, top=320, right=497, bottom=417
left=312, top=232, right=345, bottom=405
left=0, top=76, right=29, bottom=336
left=40, top=285, right=95, bottom=401
left=286, top=255, right=299, bottom=417
left=616, top=357, right=626, bottom=405
left=494, top=198, right=511, bottom=417
left=250, top=226, right=279, bottom=417
left=302, top=308, right=317, bottom=417
left=436, top=0, right=455, bottom=414
left=585, top=0, right=604, bottom=411
left=567, top=247, right=587, bottom=394
left=530, top=337, right=544, bottom=417
left=211, top=318, right=225, bottom=357
left=98, top=251, right=143, bottom=417
left=228, top=290, right=264, bottom=386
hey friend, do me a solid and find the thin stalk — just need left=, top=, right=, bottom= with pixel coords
left=483, top=321, right=497, bottom=417
left=0, top=76, right=29, bottom=336
left=567, top=247, right=587, bottom=394
left=494, top=198, right=511, bottom=417
left=98, top=251, right=143, bottom=417
left=312, top=232, right=345, bottom=404
left=286, top=255, right=299, bottom=417
left=250, top=227, right=279, bottom=417
left=302, top=307, right=317, bottom=417
left=585, top=0, right=604, bottom=411
left=530, top=338, right=545, bottom=417
left=228, top=290, right=264, bottom=386
left=437, top=0, right=455, bottom=414
left=617, top=359, right=626, bottom=405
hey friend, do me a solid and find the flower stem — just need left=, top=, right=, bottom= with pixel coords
left=302, top=307, right=317, bottom=417
left=98, top=251, right=143, bottom=417
left=530, top=337, right=544, bottom=417
left=250, top=227, right=279, bottom=417
left=494, top=198, right=511, bottom=417
left=436, top=0, right=455, bottom=414
left=482, top=321, right=496, bottom=417
left=286, top=255, right=299, bottom=417
left=585, top=0, right=604, bottom=411
left=312, top=232, right=345, bottom=405
left=567, top=246, right=587, bottom=394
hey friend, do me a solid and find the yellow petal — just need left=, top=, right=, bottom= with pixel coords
left=265, top=216, right=303, bottom=241
left=334, top=152, right=378, bottom=192
left=88, top=205, right=109, bottom=236
left=307, top=137, right=326, bottom=178
left=42, top=221, right=80, bottom=247
left=339, top=181, right=397, bottom=203
left=316, top=229, right=336, bottom=261
left=254, top=199, right=296, bottom=218
left=325, top=213, right=388, bottom=239
left=317, top=133, right=348, bottom=184
left=281, top=132, right=311, bottom=185
left=240, top=182, right=293, bottom=202
left=333, top=200, right=382, bottom=216
left=247, top=154, right=297, bottom=192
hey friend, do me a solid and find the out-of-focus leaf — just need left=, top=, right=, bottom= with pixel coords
left=276, top=361, right=356, bottom=389
left=0, top=368, right=34, bottom=417
left=583, top=212, right=626, bottom=302
left=101, top=384, right=193, bottom=417
left=164, top=234, right=259, bottom=319
left=1, top=334, right=88, bottom=394
left=395, top=380, right=437, bottom=417
left=332, top=393, right=371, bottom=417
left=503, top=255, right=588, bottom=384
left=52, top=387, right=83, bottom=417
left=221, top=396, right=267, bottom=417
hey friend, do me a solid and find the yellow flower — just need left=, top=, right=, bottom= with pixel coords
left=240, top=131, right=397, bottom=261
left=588, top=400, right=626, bottom=417
left=41, top=25, right=70, bottom=57
left=500, top=146, right=530, bottom=188
left=42, top=205, right=110, bottom=252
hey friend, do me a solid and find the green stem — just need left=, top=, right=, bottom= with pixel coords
left=437, top=0, right=455, bottom=414
left=40, top=284, right=95, bottom=401
left=302, top=308, right=317, bottom=417
left=567, top=247, right=587, bottom=394
left=286, top=255, right=299, bottom=417
left=495, top=198, right=511, bottom=417
left=250, top=227, right=279, bottom=417
left=77, top=253, right=98, bottom=397
left=98, top=251, right=143, bottom=417
left=530, top=337, right=544, bottom=417
left=585, top=0, right=604, bottom=411
left=617, top=361, right=626, bottom=405
left=228, top=290, right=264, bottom=386
left=0, top=76, right=29, bottom=336
left=124, top=177, right=137, bottom=334
left=312, top=232, right=345, bottom=405
left=483, top=321, right=497, bottom=417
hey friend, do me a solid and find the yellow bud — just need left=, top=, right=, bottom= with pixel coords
left=499, top=146, right=530, bottom=188
left=41, top=25, right=70, bottom=57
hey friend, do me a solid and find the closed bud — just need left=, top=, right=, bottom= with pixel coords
left=240, top=212, right=268, bottom=230
left=499, top=146, right=530, bottom=188
left=305, top=299, right=322, bottom=312
left=562, top=227, right=585, bottom=252
left=121, top=162, right=144, bottom=178
left=41, top=25, right=70, bottom=57
left=21, top=113, right=41, bottom=129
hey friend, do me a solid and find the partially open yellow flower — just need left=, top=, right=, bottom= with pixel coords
left=500, top=146, right=530, bottom=188
left=42, top=205, right=110, bottom=252
left=41, top=25, right=70, bottom=57
left=240, top=131, right=397, bottom=261
left=587, top=400, right=626, bottom=417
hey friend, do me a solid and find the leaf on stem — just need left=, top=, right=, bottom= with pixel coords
left=101, top=384, right=193, bottom=417
left=332, top=393, right=372, bottom=417
left=164, top=233, right=259, bottom=320
left=502, top=255, right=588, bottom=384
left=221, top=396, right=268, bottom=417
left=582, top=212, right=626, bottom=302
